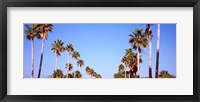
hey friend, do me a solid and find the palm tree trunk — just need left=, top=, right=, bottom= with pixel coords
left=38, top=39, right=45, bottom=78
left=125, top=67, right=126, bottom=78
left=67, top=53, right=70, bottom=78
left=55, top=54, right=58, bottom=71
left=74, top=59, right=76, bottom=78
left=31, top=39, right=34, bottom=78
left=67, top=69, right=69, bottom=78
left=149, top=38, right=152, bottom=78
left=137, top=47, right=140, bottom=78
left=155, top=24, right=160, bottom=78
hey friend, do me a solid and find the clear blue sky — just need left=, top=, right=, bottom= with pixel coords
left=24, top=24, right=176, bottom=78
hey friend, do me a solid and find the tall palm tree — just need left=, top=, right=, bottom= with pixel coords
left=25, top=24, right=40, bottom=78
left=66, top=44, right=74, bottom=78
left=155, top=24, right=160, bottom=78
left=65, top=63, right=73, bottom=78
left=51, top=40, right=65, bottom=71
left=145, top=24, right=153, bottom=78
left=129, top=28, right=148, bottom=78
left=36, top=24, right=53, bottom=78
left=72, top=51, right=80, bottom=78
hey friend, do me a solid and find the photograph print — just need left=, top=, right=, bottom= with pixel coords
left=24, top=24, right=176, bottom=78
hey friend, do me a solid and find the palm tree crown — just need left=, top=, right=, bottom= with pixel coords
left=129, top=28, right=148, bottom=52
left=25, top=24, right=41, bottom=40
left=65, top=63, right=73, bottom=71
left=35, top=24, right=53, bottom=40
left=77, top=59, right=84, bottom=68
left=118, top=64, right=125, bottom=73
left=72, top=70, right=82, bottom=78
left=51, top=40, right=65, bottom=57
left=53, top=69, right=63, bottom=78
left=66, top=44, right=74, bottom=54
left=72, top=51, right=80, bottom=60
left=86, top=66, right=90, bottom=74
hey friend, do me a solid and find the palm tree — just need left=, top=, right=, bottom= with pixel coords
left=36, top=24, right=53, bottom=78
left=77, top=59, right=84, bottom=68
left=159, top=70, right=175, bottom=78
left=155, top=24, right=160, bottom=78
left=125, top=48, right=132, bottom=78
left=51, top=40, right=65, bottom=71
left=72, top=70, right=82, bottom=78
left=25, top=24, right=40, bottom=78
left=128, top=52, right=142, bottom=77
left=66, top=44, right=74, bottom=78
left=96, top=74, right=102, bottom=78
left=118, top=64, right=125, bottom=74
left=85, top=66, right=90, bottom=74
left=92, top=71, right=97, bottom=78
left=114, top=72, right=124, bottom=78
left=145, top=24, right=153, bottom=78
left=72, top=51, right=80, bottom=78
left=65, top=63, right=73, bottom=78
left=85, top=66, right=92, bottom=78
left=90, top=69, right=94, bottom=77
left=129, top=28, right=148, bottom=78
left=122, top=56, right=128, bottom=78
left=53, top=69, right=64, bottom=78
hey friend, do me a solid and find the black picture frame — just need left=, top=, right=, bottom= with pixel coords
left=0, top=0, right=199, bottom=102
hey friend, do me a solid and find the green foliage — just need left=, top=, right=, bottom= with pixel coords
left=85, top=66, right=102, bottom=78
left=114, top=71, right=129, bottom=78
left=158, top=70, right=176, bottom=78
left=51, top=39, right=65, bottom=56
left=63, top=73, right=73, bottom=78
left=65, top=63, right=73, bottom=71
left=53, top=69, right=64, bottom=78
left=66, top=44, right=74, bottom=54
left=35, top=24, right=53, bottom=40
left=72, top=51, right=80, bottom=60
left=77, top=59, right=84, bottom=68
left=118, top=64, right=125, bottom=72
left=25, top=24, right=41, bottom=40
left=72, top=70, right=82, bottom=78
left=129, top=28, right=148, bottom=52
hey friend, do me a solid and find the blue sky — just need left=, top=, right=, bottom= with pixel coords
left=24, top=24, right=176, bottom=78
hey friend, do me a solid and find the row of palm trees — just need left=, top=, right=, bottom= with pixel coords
left=25, top=24, right=53, bottom=78
left=114, top=24, right=161, bottom=78
left=25, top=24, right=102, bottom=78
left=49, top=69, right=83, bottom=78
left=86, top=66, right=102, bottom=78
left=51, top=40, right=102, bottom=78
left=51, top=40, right=85, bottom=78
